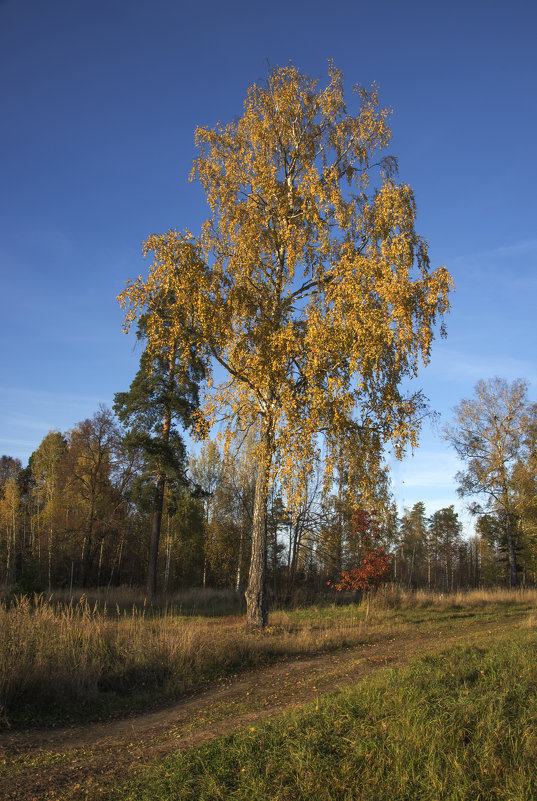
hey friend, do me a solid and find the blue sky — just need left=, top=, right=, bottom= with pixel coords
left=1, top=0, right=536, bottom=533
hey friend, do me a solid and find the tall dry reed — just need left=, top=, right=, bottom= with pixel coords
left=0, top=594, right=375, bottom=726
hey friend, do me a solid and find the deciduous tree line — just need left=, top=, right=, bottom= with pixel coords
left=1, top=417, right=393, bottom=595
left=1, top=376, right=535, bottom=596
left=444, top=376, right=537, bottom=587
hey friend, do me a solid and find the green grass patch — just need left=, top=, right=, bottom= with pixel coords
left=109, top=628, right=537, bottom=801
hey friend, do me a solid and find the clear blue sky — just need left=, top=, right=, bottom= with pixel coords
left=1, top=0, right=536, bottom=532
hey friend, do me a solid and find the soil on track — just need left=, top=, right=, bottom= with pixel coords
left=0, top=616, right=513, bottom=800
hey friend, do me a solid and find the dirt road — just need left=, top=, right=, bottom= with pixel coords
left=0, top=615, right=513, bottom=800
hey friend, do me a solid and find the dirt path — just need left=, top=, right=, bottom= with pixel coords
left=0, top=616, right=514, bottom=800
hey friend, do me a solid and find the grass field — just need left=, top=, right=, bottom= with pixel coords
left=105, top=624, right=537, bottom=801
left=1, top=587, right=535, bottom=729
left=1, top=588, right=536, bottom=800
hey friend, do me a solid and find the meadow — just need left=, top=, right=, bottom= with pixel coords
left=1, top=587, right=536, bottom=800
left=1, top=586, right=535, bottom=730
left=110, top=624, right=537, bottom=801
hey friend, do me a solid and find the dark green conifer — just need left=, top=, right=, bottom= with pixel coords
left=114, top=311, right=203, bottom=598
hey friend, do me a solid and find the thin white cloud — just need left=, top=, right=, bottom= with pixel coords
left=452, top=237, right=537, bottom=265
left=0, top=387, right=104, bottom=409
left=390, top=449, right=460, bottom=497
left=494, top=238, right=537, bottom=257
left=424, top=348, right=537, bottom=387
left=0, top=437, right=37, bottom=449
left=4, top=414, right=66, bottom=433
left=0, top=388, right=114, bottom=464
left=446, top=239, right=537, bottom=294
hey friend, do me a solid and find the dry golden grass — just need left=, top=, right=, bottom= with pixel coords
left=0, top=593, right=379, bottom=726
left=376, top=586, right=537, bottom=609
left=1, top=586, right=535, bottom=727
left=34, top=585, right=244, bottom=615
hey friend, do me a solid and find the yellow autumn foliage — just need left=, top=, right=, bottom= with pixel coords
left=120, top=63, right=451, bottom=514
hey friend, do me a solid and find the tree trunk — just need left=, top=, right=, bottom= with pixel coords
left=80, top=533, right=94, bottom=587
left=407, top=542, right=416, bottom=589
left=164, top=513, right=172, bottom=594
left=5, top=523, right=12, bottom=585
left=505, top=516, right=519, bottom=587
left=97, top=539, right=104, bottom=588
left=245, top=423, right=271, bottom=629
left=146, top=473, right=166, bottom=599
left=146, top=350, right=175, bottom=600
left=48, top=524, right=53, bottom=594
left=80, top=493, right=97, bottom=587
left=235, top=518, right=244, bottom=592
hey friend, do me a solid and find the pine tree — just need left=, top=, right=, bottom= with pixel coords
left=114, top=313, right=203, bottom=598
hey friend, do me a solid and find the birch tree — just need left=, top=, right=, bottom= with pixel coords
left=61, top=408, right=135, bottom=587
left=444, top=377, right=533, bottom=587
left=0, top=456, right=22, bottom=584
left=29, top=431, right=66, bottom=591
left=119, top=63, right=452, bottom=627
